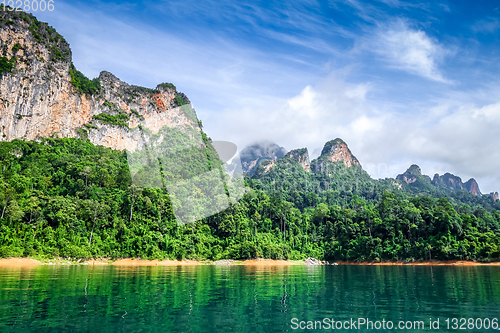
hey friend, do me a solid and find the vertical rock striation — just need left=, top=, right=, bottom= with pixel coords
left=309, top=138, right=361, bottom=174
left=464, top=178, right=482, bottom=196
left=319, top=138, right=360, bottom=167
left=0, top=9, right=198, bottom=152
left=284, top=148, right=310, bottom=172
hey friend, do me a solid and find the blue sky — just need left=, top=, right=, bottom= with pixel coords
left=31, top=0, right=500, bottom=192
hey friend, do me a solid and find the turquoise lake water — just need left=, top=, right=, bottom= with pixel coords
left=1, top=265, right=500, bottom=332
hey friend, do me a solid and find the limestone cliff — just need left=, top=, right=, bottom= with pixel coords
left=283, top=148, right=310, bottom=172
left=432, top=173, right=465, bottom=191
left=489, top=192, right=499, bottom=201
left=309, top=138, right=360, bottom=174
left=464, top=179, right=482, bottom=196
left=318, top=138, right=360, bottom=167
left=431, top=172, right=483, bottom=196
left=0, top=9, right=197, bottom=152
left=397, top=165, right=485, bottom=197
left=395, top=165, right=433, bottom=189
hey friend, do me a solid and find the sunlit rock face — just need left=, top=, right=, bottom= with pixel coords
left=284, top=148, right=310, bottom=172
left=0, top=10, right=197, bottom=152
left=0, top=9, right=248, bottom=226
left=318, top=138, right=360, bottom=168
left=309, top=138, right=361, bottom=174
left=464, top=178, right=482, bottom=196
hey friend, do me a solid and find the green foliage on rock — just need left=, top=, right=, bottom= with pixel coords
left=0, top=56, right=15, bottom=75
left=0, top=9, right=71, bottom=63
left=69, top=64, right=101, bottom=96
left=92, top=113, right=129, bottom=128
left=84, top=124, right=98, bottom=130
left=157, top=82, right=176, bottom=90
left=130, top=109, right=144, bottom=121
left=11, top=43, right=21, bottom=53
left=175, top=95, right=188, bottom=106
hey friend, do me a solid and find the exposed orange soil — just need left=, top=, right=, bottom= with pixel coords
left=2, top=258, right=500, bottom=268
left=0, top=258, right=42, bottom=267
left=337, top=260, right=500, bottom=266
left=87, top=259, right=110, bottom=265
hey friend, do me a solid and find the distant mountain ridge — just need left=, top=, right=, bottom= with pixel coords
left=254, top=138, right=362, bottom=176
left=248, top=138, right=499, bottom=211
left=236, top=141, right=287, bottom=175
left=284, top=148, right=310, bottom=172
left=397, top=165, right=483, bottom=197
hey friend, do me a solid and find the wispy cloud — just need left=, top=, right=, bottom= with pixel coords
left=29, top=0, right=500, bottom=193
left=374, top=0, right=429, bottom=10
left=213, top=68, right=500, bottom=192
left=472, top=17, right=500, bottom=34
left=369, top=19, right=451, bottom=82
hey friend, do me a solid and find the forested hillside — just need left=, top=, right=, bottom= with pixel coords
left=1, top=7, right=499, bottom=263
left=1, top=138, right=500, bottom=262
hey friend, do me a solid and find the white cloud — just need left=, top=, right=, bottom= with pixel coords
left=32, top=1, right=320, bottom=111
left=29, top=1, right=500, bottom=194
left=210, top=69, right=382, bottom=159
left=369, top=19, right=450, bottom=82
left=212, top=71, right=500, bottom=193
left=472, top=17, right=500, bottom=34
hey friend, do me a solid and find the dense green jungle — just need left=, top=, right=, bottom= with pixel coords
left=1, top=132, right=500, bottom=263
left=1, top=7, right=500, bottom=263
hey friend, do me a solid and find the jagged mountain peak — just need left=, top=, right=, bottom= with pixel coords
left=406, top=164, right=422, bottom=175
left=284, top=148, right=310, bottom=172
left=99, top=71, right=120, bottom=82
left=236, top=141, right=287, bottom=175
left=464, top=178, right=482, bottom=196
left=432, top=172, right=464, bottom=191
left=398, top=165, right=485, bottom=197
left=318, top=138, right=360, bottom=168
left=396, top=165, right=430, bottom=185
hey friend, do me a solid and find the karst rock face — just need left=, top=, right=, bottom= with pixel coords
left=396, top=164, right=423, bottom=184
left=284, top=148, right=310, bottom=172
left=308, top=138, right=362, bottom=174
left=396, top=164, right=487, bottom=197
left=0, top=9, right=197, bottom=152
left=319, top=138, right=360, bottom=168
left=432, top=173, right=464, bottom=191
left=491, top=192, right=500, bottom=201
left=464, top=178, right=482, bottom=196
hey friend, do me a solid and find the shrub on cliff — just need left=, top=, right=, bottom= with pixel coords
left=157, top=82, right=176, bottom=90
left=69, top=64, right=101, bottom=96
left=92, top=113, right=129, bottom=128
left=0, top=56, right=15, bottom=76
left=1, top=9, right=71, bottom=63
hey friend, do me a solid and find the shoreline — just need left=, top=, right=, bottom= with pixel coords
left=0, top=258, right=303, bottom=267
left=1, top=258, right=500, bottom=268
left=336, top=260, right=500, bottom=266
